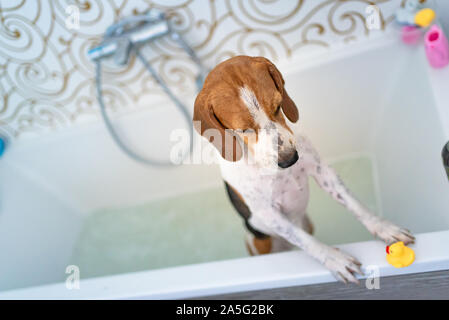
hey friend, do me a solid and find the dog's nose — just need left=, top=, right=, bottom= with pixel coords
left=278, top=150, right=299, bottom=169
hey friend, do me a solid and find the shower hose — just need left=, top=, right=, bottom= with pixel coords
left=95, top=49, right=194, bottom=167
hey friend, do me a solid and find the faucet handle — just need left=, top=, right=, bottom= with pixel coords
left=113, top=38, right=132, bottom=66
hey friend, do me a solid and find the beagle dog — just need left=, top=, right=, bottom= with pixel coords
left=193, top=56, right=415, bottom=284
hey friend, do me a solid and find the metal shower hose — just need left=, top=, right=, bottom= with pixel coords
left=95, top=49, right=194, bottom=167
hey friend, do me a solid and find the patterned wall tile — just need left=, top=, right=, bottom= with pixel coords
left=0, top=0, right=401, bottom=139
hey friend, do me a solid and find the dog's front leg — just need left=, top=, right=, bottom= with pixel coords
left=310, top=163, right=415, bottom=245
left=298, top=137, right=415, bottom=245
left=253, top=205, right=363, bottom=284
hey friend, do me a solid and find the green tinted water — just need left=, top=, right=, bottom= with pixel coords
left=71, top=156, right=379, bottom=278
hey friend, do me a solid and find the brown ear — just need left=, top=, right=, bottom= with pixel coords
left=262, top=58, right=299, bottom=123
left=193, top=92, right=243, bottom=162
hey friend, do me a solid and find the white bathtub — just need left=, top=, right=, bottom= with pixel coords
left=1, top=34, right=448, bottom=299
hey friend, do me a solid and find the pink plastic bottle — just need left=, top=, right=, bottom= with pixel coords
left=401, top=25, right=421, bottom=45
left=425, top=25, right=449, bottom=69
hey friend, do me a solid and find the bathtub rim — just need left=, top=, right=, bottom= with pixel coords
left=0, top=229, right=448, bottom=299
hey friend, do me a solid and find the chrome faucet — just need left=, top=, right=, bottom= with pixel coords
left=88, top=10, right=207, bottom=91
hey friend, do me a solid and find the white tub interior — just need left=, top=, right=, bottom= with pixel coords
left=1, top=37, right=448, bottom=296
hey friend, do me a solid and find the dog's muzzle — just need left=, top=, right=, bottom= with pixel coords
left=278, top=150, right=299, bottom=169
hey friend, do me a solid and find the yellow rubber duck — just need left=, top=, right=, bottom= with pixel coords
left=415, top=8, right=436, bottom=28
left=386, top=241, right=415, bottom=268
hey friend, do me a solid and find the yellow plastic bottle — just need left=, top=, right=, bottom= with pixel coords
left=415, top=8, right=436, bottom=28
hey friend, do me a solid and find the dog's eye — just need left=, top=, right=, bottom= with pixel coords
left=274, top=104, right=281, bottom=115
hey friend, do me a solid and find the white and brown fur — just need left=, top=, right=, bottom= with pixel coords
left=193, top=56, right=415, bottom=284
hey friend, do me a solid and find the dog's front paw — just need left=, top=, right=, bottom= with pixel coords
left=370, top=219, right=415, bottom=245
left=322, top=247, right=363, bottom=285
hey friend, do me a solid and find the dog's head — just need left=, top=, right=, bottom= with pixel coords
left=193, top=56, right=299, bottom=169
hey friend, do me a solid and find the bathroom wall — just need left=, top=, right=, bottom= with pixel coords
left=435, top=0, right=449, bottom=35
left=0, top=0, right=412, bottom=140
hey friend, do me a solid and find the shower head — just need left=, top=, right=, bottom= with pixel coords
left=87, top=11, right=170, bottom=65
